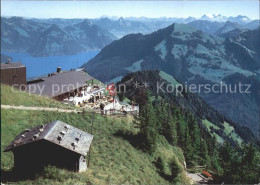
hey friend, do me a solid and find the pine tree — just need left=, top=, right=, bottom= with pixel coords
left=237, top=143, right=260, bottom=184
left=184, top=125, right=193, bottom=165
left=209, top=136, right=222, bottom=173
left=219, top=141, right=237, bottom=183
left=136, top=92, right=158, bottom=153
left=176, top=117, right=187, bottom=147
left=200, top=139, right=210, bottom=167
left=155, top=101, right=178, bottom=146
left=187, top=114, right=200, bottom=162
left=168, top=114, right=178, bottom=146
left=154, top=100, right=168, bottom=135
left=219, top=141, right=233, bottom=169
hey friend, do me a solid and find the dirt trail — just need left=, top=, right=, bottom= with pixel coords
left=1, top=105, right=80, bottom=113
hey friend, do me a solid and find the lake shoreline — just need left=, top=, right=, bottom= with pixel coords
left=1, top=51, right=100, bottom=79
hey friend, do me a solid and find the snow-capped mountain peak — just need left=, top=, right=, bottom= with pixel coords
left=201, top=14, right=227, bottom=22
left=118, top=17, right=126, bottom=24
left=228, top=15, right=251, bottom=25
left=200, top=14, right=251, bottom=24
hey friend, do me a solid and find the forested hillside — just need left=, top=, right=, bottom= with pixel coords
left=129, top=84, right=259, bottom=184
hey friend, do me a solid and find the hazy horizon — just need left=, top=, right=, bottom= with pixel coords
left=1, top=14, right=259, bottom=20
left=1, top=1, right=259, bottom=20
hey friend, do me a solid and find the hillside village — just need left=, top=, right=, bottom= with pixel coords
left=1, top=3, right=260, bottom=184
left=1, top=61, right=139, bottom=115
left=1, top=60, right=163, bottom=182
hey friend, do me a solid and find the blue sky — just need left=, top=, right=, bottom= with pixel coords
left=1, top=1, right=259, bottom=19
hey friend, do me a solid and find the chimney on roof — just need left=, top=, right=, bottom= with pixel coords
left=6, top=58, right=11, bottom=64
left=57, top=67, right=61, bottom=73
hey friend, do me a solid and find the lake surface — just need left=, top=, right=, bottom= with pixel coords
left=2, top=51, right=99, bottom=79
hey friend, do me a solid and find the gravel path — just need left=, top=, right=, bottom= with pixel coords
left=1, top=105, right=80, bottom=113
left=186, top=172, right=208, bottom=184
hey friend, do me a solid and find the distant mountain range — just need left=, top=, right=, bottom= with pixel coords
left=215, top=21, right=248, bottom=38
left=1, top=17, right=116, bottom=56
left=27, top=24, right=84, bottom=56
left=1, top=17, right=48, bottom=53
left=188, top=20, right=259, bottom=38
left=188, top=20, right=225, bottom=35
left=125, top=14, right=253, bottom=24
left=27, top=20, right=116, bottom=56
left=1, top=15, right=259, bottom=57
left=88, top=16, right=197, bottom=38
left=82, top=23, right=260, bottom=136
left=89, top=17, right=156, bottom=38
left=200, top=14, right=251, bottom=24
left=90, top=14, right=258, bottom=38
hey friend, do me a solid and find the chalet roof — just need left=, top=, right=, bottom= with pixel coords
left=1, top=62, right=25, bottom=69
left=27, top=71, right=93, bottom=97
left=4, top=120, right=93, bottom=156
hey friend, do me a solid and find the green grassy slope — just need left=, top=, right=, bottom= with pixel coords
left=202, top=119, right=224, bottom=144
left=1, top=84, right=74, bottom=109
left=202, top=119, right=243, bottom=145
left=1, top=87, right=190, bottom=184
left=223, top=121, right=243, bottom=145
left=159, top=71, right=180, bottom=86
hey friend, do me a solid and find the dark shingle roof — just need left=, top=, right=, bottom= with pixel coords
left=28, top=71, right=93, bottom=97
left=4, top=120, right=93, bottom=156
left=1, top=62, right=25, bottom=69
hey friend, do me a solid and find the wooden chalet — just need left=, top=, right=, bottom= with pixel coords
left=4, top=120, right=93, bottom=173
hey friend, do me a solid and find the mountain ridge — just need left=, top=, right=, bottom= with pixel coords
left=117, top=70, right=257, bottom=145
left=82, top=23, right=260, bottom=136
left=2, top=17, right=117, bottom=56
left=2, top=16, right=259, bottom=54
